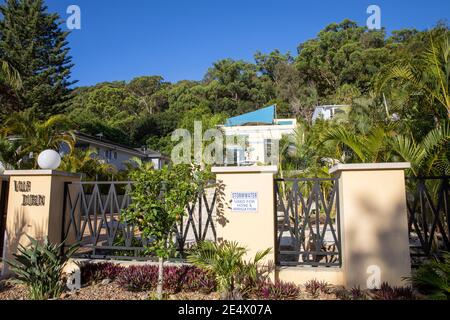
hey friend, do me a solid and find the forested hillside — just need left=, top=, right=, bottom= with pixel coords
left=0, top=0, right=448, bottom=177
left=63, top=19, right=449, bottom=155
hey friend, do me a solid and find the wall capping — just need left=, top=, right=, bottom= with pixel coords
left=211, top=165, right=278, bottom=174
left=329, top=162, right=411, bottom=174
left=3, top=170, right=81, bottom=178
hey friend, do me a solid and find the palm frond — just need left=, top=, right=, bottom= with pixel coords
left=323, top=127, right=368, bottom=162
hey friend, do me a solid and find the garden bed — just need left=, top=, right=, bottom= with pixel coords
left=0, top=261, right=425, bottom=301
left=0, top=280, right=221, bottom=300
left=0, top=279, right=340, bottom=300
left=0, top=279, right=420, bottom=301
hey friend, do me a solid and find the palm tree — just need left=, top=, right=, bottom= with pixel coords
left=390, top=121, right=450, bottom=176
left=0, top=110, right=75, bottom=168
left=378, top=35, right=450, bottom=118
left=0, top=135, right=21, bottom=169
left=123, top=156, right=154, bottom=173
left=188, top=241, right=271, bottom=299
left=321, top=120, right=449, bottom=176
left=59, top=148, right=118, bottom=180
left=281, top=121, right=345, bottom=177
left=322, top=123, right=398, bottom=163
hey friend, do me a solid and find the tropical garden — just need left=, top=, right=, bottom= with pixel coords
left=0, top=0, right=449, bottom=301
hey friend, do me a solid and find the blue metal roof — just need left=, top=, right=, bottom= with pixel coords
left=225, top=105, right=276, bottom=127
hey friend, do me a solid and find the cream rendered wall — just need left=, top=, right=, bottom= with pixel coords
left=2, top=170, right=80, bottom=276
left=212, top=166, right=277, bottom=274
left=331, top=163, right=412, bottom=288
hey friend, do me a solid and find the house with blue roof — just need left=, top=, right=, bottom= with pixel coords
left=220, top=105, right=297, bottom=166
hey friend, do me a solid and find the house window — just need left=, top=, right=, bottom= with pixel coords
left=114, top=152, right=117, bottom=160
left=264, top=139, right=272, bottom=160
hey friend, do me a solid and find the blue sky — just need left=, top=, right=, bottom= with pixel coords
left=40, top=0, right=450, bottom=87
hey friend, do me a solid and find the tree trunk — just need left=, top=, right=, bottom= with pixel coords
left=157, top=257, right=164, bottom=300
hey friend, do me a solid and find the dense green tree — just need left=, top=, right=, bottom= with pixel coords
left=127, top=76, right=170, bottom=114
left=254, top=49, right=293, bottom=81
left=0, top=0, right=75, bottom=117
left=204, top=59, right=274, bottom=115
left=0, top=58, right=22, bottom=119
left=295, top=19, right=392, bottom=101
left=131, top=110, right=179, bottom=147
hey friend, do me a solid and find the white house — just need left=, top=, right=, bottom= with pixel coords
left=311, top=105, right=350, bottom=122
left=220, top=105, right=297, bottom=166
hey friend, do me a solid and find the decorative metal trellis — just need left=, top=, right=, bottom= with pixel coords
left=61, top=181, right=217, bottom=260
left=275, top=178, right=341, bottom=267
left=406, top=176, right=450, bottom=264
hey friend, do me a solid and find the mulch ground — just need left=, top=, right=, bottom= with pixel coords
left=0, top=279, right=223, bottom=300
left=0, top=279, right=337, bottom=300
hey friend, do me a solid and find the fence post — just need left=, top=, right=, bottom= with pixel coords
left=1, top=170, right=80, bottom=277
left=330, top=163, right=412, bottom=288
left=212, top=166, right=278, bottom=278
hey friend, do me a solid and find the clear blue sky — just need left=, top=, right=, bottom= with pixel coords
left=41, top=0, right=450, bottom=87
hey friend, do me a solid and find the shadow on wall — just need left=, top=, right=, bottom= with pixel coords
left=345, top=193, right=411, bottom=287
left=215, top=180, right=229, bottom=228
left=2, top=207, right=45, bottom=277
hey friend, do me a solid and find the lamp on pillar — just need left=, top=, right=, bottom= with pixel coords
left=2, top=150, right=80, bottom=277
left=37, top=149, right=61, bottom=170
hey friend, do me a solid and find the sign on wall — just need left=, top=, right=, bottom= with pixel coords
left=13, top=180, right=46, bottom=207
left=231, top=192, right=258, bottom=212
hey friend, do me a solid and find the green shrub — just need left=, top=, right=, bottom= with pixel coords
left=407, top=252, right=450, bottom=300
left=258, top=280, right=301, bottom=300
left=6, top=236, right=78, bottom=300
left=188, top=241, right=271, bottom=299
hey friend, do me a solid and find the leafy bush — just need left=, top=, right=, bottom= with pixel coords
left=258, top=281, right=300, bottom=300
left=350, top=286, right=368, bottom=300
left=188, top=241, right=271, bottom=299
left=371, top=282, right=416, bottom=300
left=177, top=265, right=216, bottom=293
left=304, top=279, right=331, bottom=297
left=116, top=265, right=158, bottom=292
left=6, top=236, right=78, bottom=300
left=333, top=286, right=351, bottom=300
left=334, top=284, right=416, bottom=300
left=407, top=252, right=450, bottom=300
left=115, top=264, right=216, bottom=293
left=79, top=262, right=124, bottom=284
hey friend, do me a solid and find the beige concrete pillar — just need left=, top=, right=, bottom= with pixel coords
left=211, top=166, right=278, bottom=271
left=1, top=170, right=80, bottom=276
left=330, top=163, right=412, bottom=288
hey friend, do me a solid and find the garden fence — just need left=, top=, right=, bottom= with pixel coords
left=61, top=180, right=217, bottom=260
left=405, top=176, right=450, bottom=266
left=274, top=177, right=342, bottom=267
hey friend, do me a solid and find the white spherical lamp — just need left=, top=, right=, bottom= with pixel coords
left=37, top=149, right=61, bottom=170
